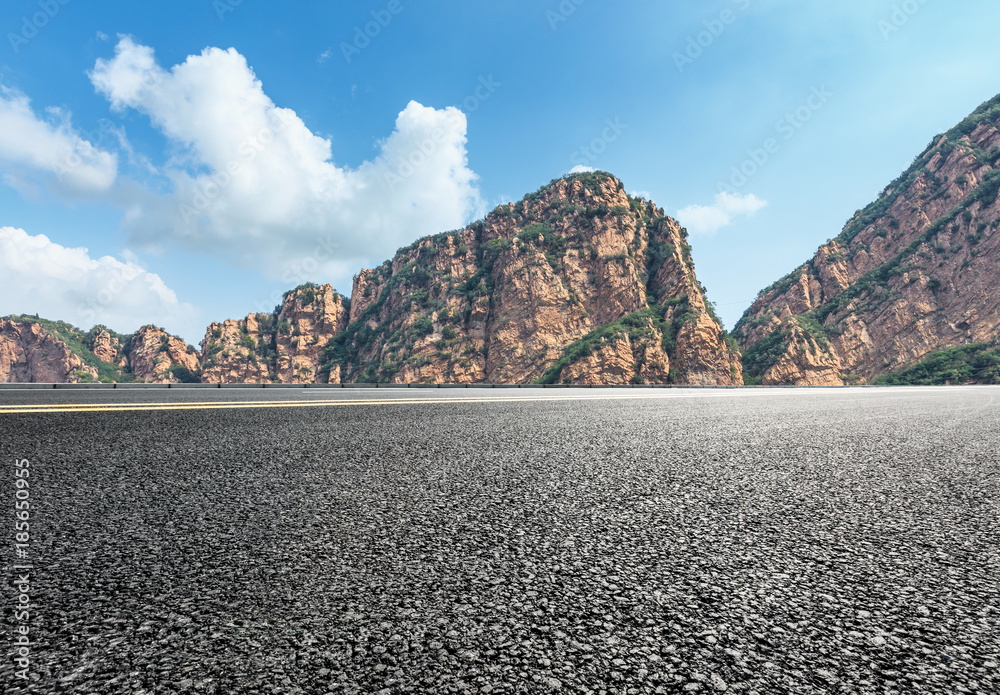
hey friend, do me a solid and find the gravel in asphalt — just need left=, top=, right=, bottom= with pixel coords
left=1, top=387, right=998, bottom=694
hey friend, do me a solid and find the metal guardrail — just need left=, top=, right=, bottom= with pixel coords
left=0, top=382, right=931, bottom=390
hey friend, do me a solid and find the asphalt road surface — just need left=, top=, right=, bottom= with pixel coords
left=1, top=387, right=998, bottom=694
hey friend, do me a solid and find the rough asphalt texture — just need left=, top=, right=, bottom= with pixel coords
left=1, top=387, right=998, bottom=694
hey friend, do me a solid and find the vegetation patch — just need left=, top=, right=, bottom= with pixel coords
left=741, top=327, right=792, bottom=380
left=794, top=314, right=830, bottom=350
left=643, top=240, right=676, bottom=302
left=534, top=297, right=693, bottom=385
left=755, top=269, right=805, bottom=303
left=169, top=365, right=201, bottom=383
left=875, top=343, right=1000, bottom=385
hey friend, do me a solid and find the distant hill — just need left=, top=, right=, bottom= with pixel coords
left=0, top=316, right=198, bottom=384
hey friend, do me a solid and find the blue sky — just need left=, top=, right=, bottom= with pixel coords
left=1, top=0, right=998, bottom=343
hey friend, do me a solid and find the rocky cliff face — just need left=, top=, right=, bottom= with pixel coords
left=0, top=318, right=98, bottom=383
left=128, top=326, right=201, bottom=383
left=200, top=314, right=275, bottom=384
left=736, top=95, right=1000, bottom=385
left=0, top=318, right=202, bottom=384
left=275, top=285, right=349, bottom=383
left=329, top=172, right=740, bottom=385
left=0, top=173, right=739, bottom=386
left=200, top=284, right=349, bottom=383
left=84, top=328, right=125, bottom=366
left=555, top=315, right=673, bottom=386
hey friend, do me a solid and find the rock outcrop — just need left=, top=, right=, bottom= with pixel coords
left=200, top=314, right=275, bottom=384
left=84, top=327, right=124, bottom=366
left=275, top=285, right=349, bottom=383
left=200, top=284, right=349, bottom=383
left=330, top=172, right=741, bottom=385
left=557, top=316, right=673, bottom=386
left=0, top=318, right=98, bottom=383
left=128, top=326, right=201, bottom=383
left=0, top=319, right=199, bottom=384
left=736, top=94, right=1000, bottom=384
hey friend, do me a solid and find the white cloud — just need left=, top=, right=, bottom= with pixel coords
left=569, top=165, right=596, bottom=174
left=675, top=192, right=767, bottom=235
left=89, top=37, right=485, bottom=284
left=317, top=48, right=332, bottom=64
left=0, top=87, right=118, bottom=195
left=0, top=227, right=198, bottom=340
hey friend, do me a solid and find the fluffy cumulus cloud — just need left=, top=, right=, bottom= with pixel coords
left=89, top=37, right=485, bottom=284
left=675, top=192, right=767, bottom=235
left=0, top=227, right=197, bottom=339
left=0, top=88, right=118, bottom=195
left=569, top=165, right=596, bottom=174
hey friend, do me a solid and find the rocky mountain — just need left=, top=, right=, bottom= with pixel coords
left=0, top=318, right=199, bottom=384
left=325, top=172, right=740, bottom=385
left=200, top=284, right=349, bottom=384
left=0, top=172, right=741, bottom=385
left=126, top=326, right=201, bottom=383
left=0, top=318, right=101, bottom=383
left=736, top=94, right=1000, bottom=385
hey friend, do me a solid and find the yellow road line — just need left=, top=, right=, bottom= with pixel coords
left=0, top=393, right=686, bottom=414
left=3, top=386, right=946, bottom=415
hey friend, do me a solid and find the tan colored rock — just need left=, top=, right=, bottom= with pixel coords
left=672, top=307, right=743, bottom=386
left=738, top=96, right=1000, bottom=384
left=128, top=326, right=201, bottom=383
left=760, top=322, right=844, bottom=386
left=275, top=284, right=349, bottom=383
left=198, top=284, right=348, bottom=384
left=200, top=315, right=274, bottom=383
left=87, top=328, right=122, bottom=365
left=0, top=319, right=98, bottom=383
left=350, top=267, right=387, bottom=324
left=335, top=173, right=741, bottom=385
left=561, top=320, right=671, bottom=385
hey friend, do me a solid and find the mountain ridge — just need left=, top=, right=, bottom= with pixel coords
left=0, top=172, right=741, bottom=385
left=9, top=88, right=1000, bottom=393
